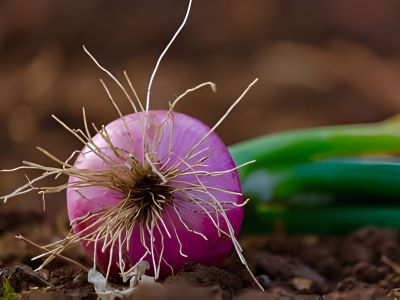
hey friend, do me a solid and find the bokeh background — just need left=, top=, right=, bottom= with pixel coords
left=2, top=0, right=400, bottom=216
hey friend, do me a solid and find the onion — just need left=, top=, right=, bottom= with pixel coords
left=67, top=110, right=244, bottom=280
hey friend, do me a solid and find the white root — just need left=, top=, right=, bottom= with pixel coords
left=146, top=0, right=193, bottom=111
left=185, top=78, right=259, bottom=159
left=82, top=46, right=139, bottom=114
left=169, top=81, right=217, bottom=111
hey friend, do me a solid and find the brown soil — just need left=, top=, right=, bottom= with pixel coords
left=163, top=226, right=400, bottom=299
left=1, top=214, right=400, bottom=299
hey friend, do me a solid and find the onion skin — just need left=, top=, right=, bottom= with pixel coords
left=67, top=110, right=244, bottom=280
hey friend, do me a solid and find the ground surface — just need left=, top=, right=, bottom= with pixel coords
left=0, top=212, right=399, bottom=299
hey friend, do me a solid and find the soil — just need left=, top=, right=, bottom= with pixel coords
left=1, top=213, right=400, bottom=299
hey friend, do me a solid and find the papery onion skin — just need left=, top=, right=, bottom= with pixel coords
left=67, top=110, right=244, bottom=279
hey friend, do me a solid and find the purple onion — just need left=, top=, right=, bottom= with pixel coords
left=66, top=110, right=244, bottom=280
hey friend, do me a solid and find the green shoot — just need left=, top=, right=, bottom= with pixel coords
left=0, top=278, right=16, bottom=300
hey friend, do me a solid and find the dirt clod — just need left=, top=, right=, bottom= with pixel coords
left=165, top=262, right=243, bottom=299
left=0, top=264, right=49, bottom=292
left=254, top=252, right=325, bottom=285
left=49, top=266, right=91, bottom=290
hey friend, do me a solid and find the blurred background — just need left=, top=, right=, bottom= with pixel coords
left=2, top=0, right=400, bottom=216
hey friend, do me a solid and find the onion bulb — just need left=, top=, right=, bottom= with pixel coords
left=67, top=110, right=245, bottom=280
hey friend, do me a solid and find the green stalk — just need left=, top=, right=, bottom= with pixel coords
left=240, top=159, right=400, bottom=233
left=242, top=204, right=400, bottom=234
left=272, top=159, right=400, bottom=203
left=228, top=117, right=400, bottom=233
left=229, top=118, right=400, bottom=180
